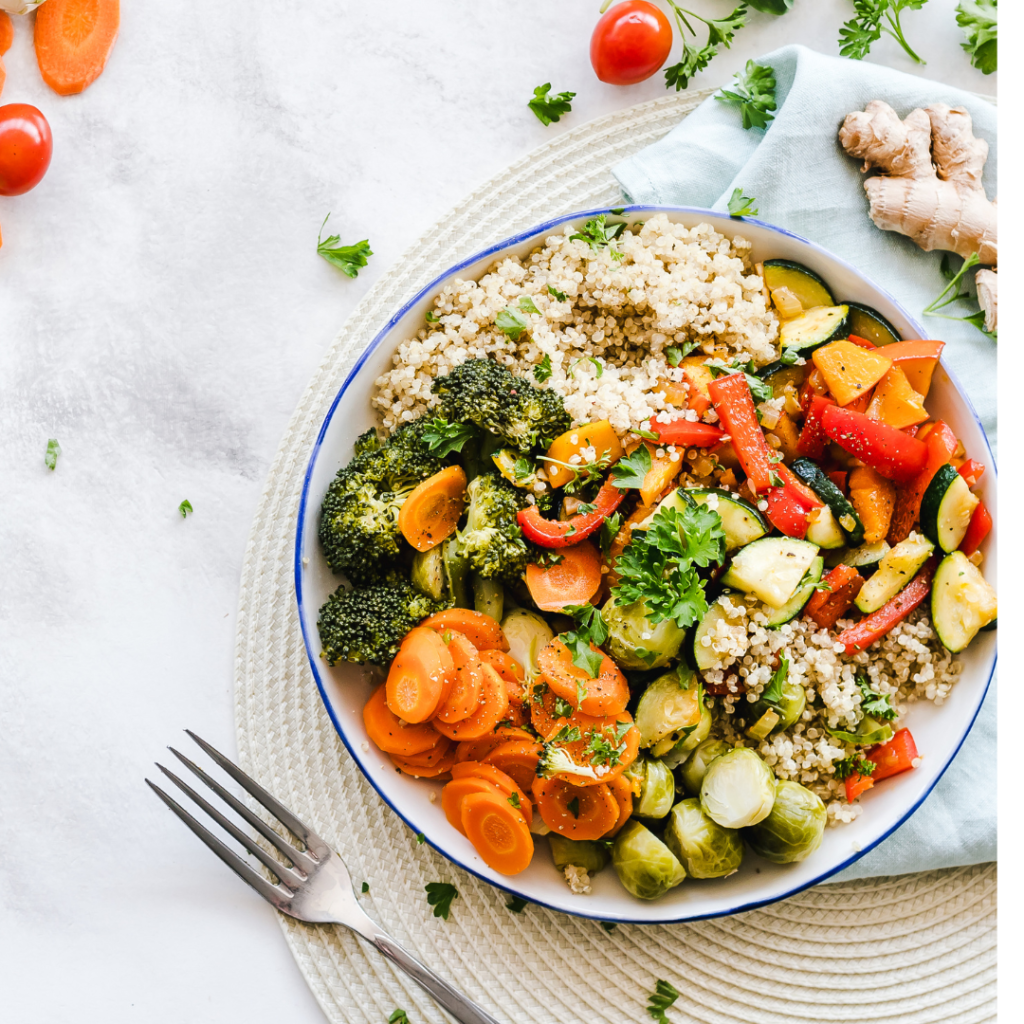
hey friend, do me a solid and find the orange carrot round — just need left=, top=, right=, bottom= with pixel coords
left=528, top=678, right=568, bottom=739
left=538, top=637, right=629, bottom=716
left=433, top=631, right=485, bottom=724
left=390, top=736, right=453, bottom=768
left=35, top=0, right=120, bottom=97
left=398, top=465, right=467, bottom=552
left=441, top=776, right=503, bottom=834
left=0, top=13, right=12, bottom=57
left=481, top=739, right=544, bottom=796
left=460, top=790, right=535, bottom=875
left=455, top=725, right=534, bottom=763
left=542, top=708, right=640, bottom=787
left=479, top=649, right=526, bottom=705
left=433, top=663, right=509, bottom=741
left=422, top=608, right=509, bottom=652
left=532, top=776, right=619, bottom=841
left=525, top=540, right=602, bottom=612
left=363, top=683, right=442, bottom=757
left=385, top=627, right=455, bottom=724
left=450, top=761, right=532, bottom=826
left=603, top=774, right=635, bottom=838
left=390, top=745, right=457, bottom=778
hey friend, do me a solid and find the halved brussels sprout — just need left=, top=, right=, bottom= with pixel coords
left=500, top=608, right=554, bottom=679
left=611, top=821, right=687, bottom=900
left=411, top=545, right=446, bottom=601
left=653, top=698, right=713, bottom=768
left=636, top=667, right=704, bottom=750
left=664, top=798, right=744, bottom=879
left=679, top=738, right=732, bottom=796
left=700, top=747, right=776, bottom=829
left=746, top=780, right=827, bottom=864
left=548, top=834, right=610, bottom=874
left=633, top=757, right=676, bottom=819
left=601, top=595, right=686, bottom=670
left=745, top=677, right=806, bottom=737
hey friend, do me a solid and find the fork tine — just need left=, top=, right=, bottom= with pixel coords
left=185, top=731, right=328, bottom=855
left=167, top=747, right=317, bottom=872
left=155, top=764, right=308, bottom=890
left=146, top=779, right=292, bottom=910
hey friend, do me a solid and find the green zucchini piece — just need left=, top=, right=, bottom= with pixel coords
left=721, top=536, right=820, bottom=609
left=758, top=361, right=807, bottom=401
left=921, top=464, right=980, bottom=553
left=674, top=487, right=768, bottom=552
left=693, top=599, right=735, bottom=672
left=931, top=550, right=998, bottom=652
left=825, top=539, right=891, bottom=573
left=854, top=533, right=934, bottom=613
left=806, top=506, right=846, bottom=550
left=790, top=458, right=865, bottom=546
left=779, top=305, right=849, bottom=353
left=764, top=556, right=824, bottom=626
left=763, top=260, right=835, bottom=310
left=845, top=303, right=902, bottom=347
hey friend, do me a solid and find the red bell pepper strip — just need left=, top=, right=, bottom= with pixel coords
left=804, top=564, right=865, bottom=630
left=845, top=333, right=877, bottom=349
left=887, top=420, right=958, bottom=545
left=761, top=465, right=821, bottom=539
left=834, top=558, right=937, bottom=655
left=957, top=458, right=985, bottom=487
left=796, top=394, right=836, bottom=460
left=845, top=728, right=919, bottom=802
left=649, top=417, right=726, bottom=448
left=516, top=479, right=625, bottom=549
left=821, top=404, right=928, bottom=483
left=959, top=501, right=992, bottom=557
left=799, top=367, right=829, bottom=415
left=706, top=373, right=775, bottom=494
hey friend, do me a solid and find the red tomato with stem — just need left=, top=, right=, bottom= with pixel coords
left=0, top=103, right=52, bottom=196
left=591, top=1, right=673, bottom=85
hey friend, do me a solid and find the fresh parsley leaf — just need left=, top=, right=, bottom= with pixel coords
left=665, top=41, right=717, bottom=91
left=519, top=295, right=541, bottom=315
left=316, top=214, right=373, bottom=278
left=814, top=579, right=833, bottom=592
left=550, top=724, right=583, bottom=744
left=634, top=646, right=660, bottom=667
left=513, top=456, right=534, bottom=482
left=589, top=356, right=605, bottom=379
left=174, top=499, right=192, bottom=519
left=547, top=284, right=567, bottom=302
left=425, top=881, right=459, bottom=920
left=552, top=696, right=574, bottom=718
left=956, top=0, right=997, bottom=74
left=610, top=445, right=652, bottom=489
left=780, top=347, right=801, bottom=366
left=601, top=921, right=618, bottom=932
left=422, top=417, right=478, bottom=457
left=425, top=311, right=440, bottom=323
left=716, top=60, right=777, bottom=130
left=761, top=655, right=789, bottom=709
left=727, top=188, right=759, bottom=217
left=856, top=675, right=898, bottom=721
left=496, top=306, right=530, bottom=341
left=508, top=791, right=521, bottom=809
left=529, top=83, right=576, bottom=126
left=588, top=722, right=632, bottom=767
left=839, top=0, right=929, bottom=65
left=388, top=1010, right=410, bottom=1024
left=599, top=511, right=623, bottom=556
left=361, top=881, right=370, bottom=893
left=567, top=796, right=581, bottom=818
left=647, top=978, right=680, bottom=1024
left=570, top=215, right=626, bottom=259
left=706, top=359, right=772, bottom=402
left=575, top=501, right=598, bottom=515
left=576, top=677, right=589, bottom=707
left=923, top=252, right=994, bottom=339
left=45, top=438, right=61, bottom=471
left=636, top=428, right=660, bottom=442
left=416, top=832, right=426, bottom=844
left=506, top=895, right=528, bottom=913
left=561, top=604, right=609, bottom=679
left=832, top=754, right=877, bottom=781
left=664, top=340, right=698, bottom=366
left=534, top=353, right=553, bottom=382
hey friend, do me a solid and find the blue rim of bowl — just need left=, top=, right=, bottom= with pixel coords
left=294, top=205, right=997, bottom=924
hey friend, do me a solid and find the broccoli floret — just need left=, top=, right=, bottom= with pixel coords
left=431, top=358, right=570, bottom=453
left=317, top=576, right=450, bottom=666
left=459, top=473, right=532, bottom=586
left=318, top=419, right=445, bottom=585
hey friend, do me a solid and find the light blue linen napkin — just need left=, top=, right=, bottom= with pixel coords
left=614, top=44, right=996, bottom=881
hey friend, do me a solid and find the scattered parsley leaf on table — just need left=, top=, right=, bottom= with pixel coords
left=662, top=2, right=746, bottom=90
left=388, top=1010, right=410, bottom=1024
left=505, top=895, right=528, bottom=913
left=956, top=0, right=997, bottom=74
left=178, top=499, right=193, bottom=519
left=727, top=188, right=759, bottom=217
left=425, top=882, right=459, bottom=920
left=601, top=921, right=617, bottom=932
left=416, top=832, right=426, bottom=844
left=717, top=60, right=777, bottom=130
left=665, top=41, right=716, bottom=91
left=528, top=83, right=575, bottom=126
left=609, top=445, right=652, bottom=489
left=361, top=881, right=369, bottom=894
left=317, top=214, right=373, bottom=278
left=44, top=438, right=61, bottom=471
left=647, top=979, right=680, bottom=1024
left=839, top=0, right=930, bottom=65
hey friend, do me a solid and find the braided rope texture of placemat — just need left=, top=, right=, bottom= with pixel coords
left=234, top=88, right=996, bottom=1024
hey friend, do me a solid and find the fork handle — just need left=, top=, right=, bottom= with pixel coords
left=371, top=931, right=503, bottom=1024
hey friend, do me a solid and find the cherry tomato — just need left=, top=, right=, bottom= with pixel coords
left=590, top=1, right=673, bottom=85
left=0, top=104, right=53, bottom=197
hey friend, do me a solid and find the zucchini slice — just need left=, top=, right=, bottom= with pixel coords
left=790, top=458, right=865, bottom=546
left=721, top=536, right=820, bottom=608
left=763, top=260, right=835, bottom=311
left=779, top=305, right=849, bottom=354
left=825, top=539, right=891, bottom=573
left=854, top=533, right=934, bottom=613
left=920, top=464, right=980, bottom=553
left=675, top=488, right=768, bottom=552
left=806, top=506, right=845, bottom=550
left=693, top=599, right=735, bottom=672
left=845, top=303, right=902, bottom=347
left=932, top=550, right=998, bottom=652
left=758, top=361, right=807, bottom=401
left=765, top=556, right=824, bottom=627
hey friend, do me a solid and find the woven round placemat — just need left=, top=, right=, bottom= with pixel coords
left=233, top=88, right=996, bottom=1024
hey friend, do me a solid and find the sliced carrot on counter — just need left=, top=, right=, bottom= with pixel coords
left=421, top=608, right=509, bottom=652
left=433, top=631, right=485, bottom=724
left=385, top=626, right=455, bottom=724
left=363, top=683, right=443, bottom=757
left=455, top=725, right=534, bottom=763
left=482, top=739, right=544, bottom=795
left=398, top=465, right=466, bottom=552
left=603, top=774, right=635, bottom=838
left=450, top=761, right=532, bottom=826
left=525, top=540, right=602, bottom=612
left=460, top=790, right=534, bottom=875
left=543, top=420, right=624, bottom=490
left=0, top=13, right=12, bottom=56
left=433, top=663, right=509, bottom=741
left=532, top=776, right=619, bottom=841
left=537, top=637, right=629, bottom=717
left=35, top=0, right=120, bottom=96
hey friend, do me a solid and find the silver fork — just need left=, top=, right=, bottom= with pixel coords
left=146, top=730, right=501, bottom=1024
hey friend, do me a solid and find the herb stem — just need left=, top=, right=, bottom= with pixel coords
left=923, top=253, right=980, bottom=315
left=883, top=9, right=925, bottom=64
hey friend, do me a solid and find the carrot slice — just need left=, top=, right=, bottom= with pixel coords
left=398, top=465, right=467, bottom=552
left=537, top=637, right=629, bottom=716
left=482, top=739, right=544, bottom=795
left=461, top=790, right=535, bottom=875
left=542, top=708, right=640, bottom=787
left=0, top=13, right=12, bottom=56
left=362, top=683, right=442, bottom=756
left=603, top=775, right=635, bottom=838
left=433, top=631, right=485, bottom=724
left=35, top=0, right=120, bottom=97
left=532, top=776, right=619, bottom=841
left=479, top=649, right=526, bottom=705
left=433, top=663, right=509, bottom=741
left=422, top=608, right=509, bottom=652
left=442, top=776, right=503, bottom=834
left=0, top=55, right=5, bottom=98
left=528, top=677, right=570, bottom=738
left=390, top=745, right=457, bottom=778
left=450, top=761, right=532, bottom=826
left=391, top=735, right=453, bottom=768
left=525, top=540, right=602, bottom=612
left=385, top=627, right=455, bottom=724
left=455, top=725, right=534, bottom=763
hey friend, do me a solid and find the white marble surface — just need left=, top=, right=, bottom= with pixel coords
left=0, top=1, right=995, bottom=1021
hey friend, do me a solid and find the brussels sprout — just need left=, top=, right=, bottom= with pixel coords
left=653, top=698, right=712, bottom=768
left=548, top=834, right=610, bottom=874
left=601, top=595, right=686, bottom=670
left=411, top=545, right=446, bottom=601
left=664, top=798, right=744, bottom=879
left=611, top=821, right=687, bottom=900
left=746, top=780, right=827, bottom=864
left=471, top=574, right=504, bottom=621
left=679, top=738, right=732, bottom=796
left=635, top=667, right=705, bottom=750
left=633, top=758, right=676, bottom=819
left=443, top=536, right=472, bottom=609
left=746, top=677, right=806, bottom=737
left=501, top=608, right=555, bottom=679
left=700, top=747, right=776, bottom=829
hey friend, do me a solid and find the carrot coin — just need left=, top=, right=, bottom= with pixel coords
left=363, top=683, right=442, bottom=756
left=461, top=790, right=535, bottom=875
left=433, top=631, right=485, bottom=724
left=532, top=776, right=619, bottom=841
left=385, top=627, right=455, bottom=724
left=538, top=637, right=629, bottom=717
left=433, top=663, right=509, bottom=741
left=421, top=608, right=509, bottom=651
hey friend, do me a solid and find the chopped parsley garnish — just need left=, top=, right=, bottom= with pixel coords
left=507, top=792, right=522, bottom=810
left=569, top=215, right=626, bottom=260
left=550, top=724, right=583, bottom=744
left=533, top=353, right=554, bottom=383
left=45, top=438, right=61, bottom=471
left=424, top=882, right=459, bottom=920
left=425, top=311, right=440, bottom=323
left=553, top=696, right=575, bottom=717
left=647, top=978, right=680, bottom=1024
left=422, top=417, right=478, bottom=457
left=856, top=675, right=898, bottom=721
left=780, top=347, right=801, bottom=365
left=496, top=306, right=530, bottom=341
left=528, top=83, right=576, bottom=126
left=361, top=881, right=369, bottom=893
left=587, top=722, right=632, bottom=767
left=388, top=1010, right=410, bottom=1024
left=518, top=295, right=541, bottom=315
left=540, top=451, right=612, bottom=495
left=814, top=579, right=833, bottom=592
left=832, top=754, right=877, bottom=781
left=599, top=511, right=624, bottom=556
left=505, top=895, right=528, bottom=913
left=706, top=358, right=772, bottom=402
left=665, top=340, right=698, bottom=366
left=760, top=655, right=790, bottom=709
left=547, top=284, right=567, bottom=302
left=567, top=796, right=581, bottom=818
left=727, top=188, right=759, bottom=217
left=610, top=445, right=652, bottom=489
left=178, top=499, right=193, bottom=519
left=316, top=214, right=373, bottom=278
left=562, top=604, right=610, bottom=678
left=716, top=60, right=777, bottom=130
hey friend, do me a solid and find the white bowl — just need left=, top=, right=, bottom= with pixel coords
left=295, top=207, right=997, bottom=924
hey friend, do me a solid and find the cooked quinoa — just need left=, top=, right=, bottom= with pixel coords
left=373, top=215, right=778, bottom=436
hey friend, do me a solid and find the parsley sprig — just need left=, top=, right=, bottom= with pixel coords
left=956, top=0, right=997, bottom=74
left=839, top=0, right=930, bottom=65
left=316, top=214, right=373, bottom=278
left=388, top=1010, right=410, bottom=1024
left=178, top=499, right=193, bottom=519
left=856, top=675, right=898, bottom=721
left=610, top=445, right=652, bottom=489
left=422, top=417, right=479, bottom=457
left=647, top=979, right=680, bottom=1024
left=661, top=3, right=748, bottom=91
left=706, top=358, right=772, bottom=402
left=717, top=60, right=777, bottom=130
left=529, top=83, right=576, bottom=126
left=425, top=882, right=459, bottom=920
left=534, top=353, right=553, bottom=382
left=540, top=450, right=613, bottom=495
left=832, top=754, right=877, bottom=780
left=727, top=188, right=759, bottom=218
left=496, top=306, right=530, bottom=341
left=923, top=253, right=995, bottom=340
left=760, top=655, right=790, bottom=708
left=569, top=214, right=627, bottom=260
left=45, top=437, right=61, bottom=471
left=562, top=604, right=610, bottom=679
